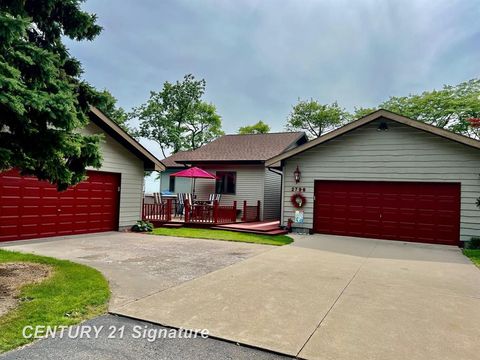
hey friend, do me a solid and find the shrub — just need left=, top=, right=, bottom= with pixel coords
left=466, top=237, right=480, bottom=249
left=131, top=220, right=153, bottom=232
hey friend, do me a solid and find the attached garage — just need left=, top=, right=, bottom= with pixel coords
left=0, top=107, right=164, bottom=242
left=313, top=180, right=460, bottom=245
left=267, top=110, right=480, bottom=246
left=0, top=170, right=120, bottom=241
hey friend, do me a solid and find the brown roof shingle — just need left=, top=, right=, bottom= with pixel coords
left=160, top=151, right=192, bottom=168
left=162, top=132, right=306, bottom=167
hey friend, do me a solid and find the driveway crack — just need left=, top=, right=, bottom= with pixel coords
left=295, top=243, right=378, bottom=358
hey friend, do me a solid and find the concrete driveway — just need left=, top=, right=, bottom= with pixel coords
left=114, top=234, right=480, bottom=360
left=0, top=232, right=271, bottom=310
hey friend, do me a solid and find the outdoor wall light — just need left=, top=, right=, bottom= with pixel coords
left=294, top=165, right=301, bottom=183
left=377, top=121, right=389, bottom=131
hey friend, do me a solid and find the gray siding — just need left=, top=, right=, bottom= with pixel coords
left=263, top=169, right=281, bottom=220
left=81, top=122, right=144, bottom=228
left=282, top=119, right=480, bottom=242
left=159, top=169, right=192, bottom=194
left=194, top=165, right=266, bottom=219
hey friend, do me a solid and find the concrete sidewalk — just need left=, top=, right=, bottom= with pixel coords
left=114, top=235, right=480, bottom=359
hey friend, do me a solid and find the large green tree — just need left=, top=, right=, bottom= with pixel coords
left=354, top=79, right=480, bottom=138
left=238, top=120, right=271, bottom=134
left=96, top=89, right=134, bottom=135
left=0, top=0, right=105, bottom=190
left=183, top=101, right=223, bottom=150
left=133, top=74, right=224, bottom=157
left=286, top=100, right=349, bottom=138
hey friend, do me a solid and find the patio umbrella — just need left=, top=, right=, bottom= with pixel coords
left=170, top=167, right=217, bottom=197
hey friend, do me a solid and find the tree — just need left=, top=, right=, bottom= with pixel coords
left=358, top=79, right=480, bottom=138
left=183, top=102, right=224, bottom=150
left=238, top=120, right=271, bottom=134
left=352, top=107, right=377, bottom=119
left=286, top=100, right=349, bottom=138
left=0, top=0, right=105, bottom=190
left=133, top=74, right=223, bottom=157
left=96, top=90, right=133, bottom=134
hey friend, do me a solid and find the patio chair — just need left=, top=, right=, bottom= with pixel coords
left=185, top=193, right=193, bottom=206
left=176, top=193, right=194, bottom=218
left=176, top=193, right=185, bottom=217
left=207, top=193, right=221, bottom=205
left=153, top=192, right=162, bottom=204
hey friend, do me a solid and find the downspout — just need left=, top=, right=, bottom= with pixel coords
left=268, top=167, right=283, bottom=225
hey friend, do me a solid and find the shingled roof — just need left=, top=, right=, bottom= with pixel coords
left=160, top=151, right=192, bottom=168
left=162, top=132, right=307, bottom=167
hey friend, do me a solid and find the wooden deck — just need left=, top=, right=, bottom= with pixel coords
left=143, top=199, right=262, bottom=228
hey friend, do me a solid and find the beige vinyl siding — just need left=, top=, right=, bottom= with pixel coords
left=282, top=119, right=480, bottom=242
left=194, top=165, right=266, bottom=219
left=80, top=122, right=144, bottom=228
left=263, top=169, right=281, bottom=220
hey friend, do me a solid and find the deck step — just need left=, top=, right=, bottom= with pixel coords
left=161, top=223, right=184, bottom=228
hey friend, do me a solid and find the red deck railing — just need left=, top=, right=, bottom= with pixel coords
left=184, top=200, right=237, bottom=224
left=142, top=199, right=172, bottom=222
left=242, top=200, right=261, bottom=222
left=142, top=199, right=261, bottom=225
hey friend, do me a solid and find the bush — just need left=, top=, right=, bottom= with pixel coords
left=466, top=237, right=480, bottom=249
left=131, top=220, right=153, bottom=232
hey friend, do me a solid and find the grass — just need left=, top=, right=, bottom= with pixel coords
left=0, top=250, right=110, bottom=353
left=464, top=249, right=480, bottom=268
left=151, top=227, right=293, bottom=246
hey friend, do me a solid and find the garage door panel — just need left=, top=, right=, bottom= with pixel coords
left=0, top=170, right=120, bottom=242
left=314, top=180, right=460, bottom=245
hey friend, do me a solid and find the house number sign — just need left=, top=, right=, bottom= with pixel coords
left=291, top=187, right=306, bottom=192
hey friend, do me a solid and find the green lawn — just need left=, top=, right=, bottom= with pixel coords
left=464, top=249, right=480, bottom=268
left=151, top=227, right=293, bottom=246
left=0, top=250, right=110, bottom=353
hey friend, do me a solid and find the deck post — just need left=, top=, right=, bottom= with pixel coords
left=242, top=200, right=247, bottom=222
left=185, top=199, right=190, bottom=223
left=257, top=200, right=261, bottom=221
left=142, top=198, right=145, bottom=220
left=213, top=200, right=218, bottom=223
left=232, top=201, right=237, bottom=222
left=166, top=199, right=172, bottom=221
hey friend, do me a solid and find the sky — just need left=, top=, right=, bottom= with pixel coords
left=66, top=0, right=480, bottom=192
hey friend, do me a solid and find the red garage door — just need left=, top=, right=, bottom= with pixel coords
left=0, top=170, right=120, bottom=242
left=314, top=180, right=461, bottom=245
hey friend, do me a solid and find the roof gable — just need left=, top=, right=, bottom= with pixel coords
left=265, top=109, right=480, bottom=166
left=89, top=106, right=164, bottom=171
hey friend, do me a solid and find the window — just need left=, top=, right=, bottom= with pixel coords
left=169, top=176, right=175, bottom=192
left=215, top=171, right=236, bottom=194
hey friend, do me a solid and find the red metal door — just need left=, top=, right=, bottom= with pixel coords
left=313, top=180, right=460, bottom=245
left=0, top=170, right=120, bottom=242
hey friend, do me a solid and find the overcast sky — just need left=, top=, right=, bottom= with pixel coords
left=67, top=0, right=479, bottom=190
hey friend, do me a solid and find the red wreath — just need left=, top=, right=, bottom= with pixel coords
left=290, top=193, right=306, bottom=208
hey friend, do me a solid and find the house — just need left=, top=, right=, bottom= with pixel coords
left=158, top=151, right=196, bottom=195
left=160, top=132, right=308, bottom=220
left=266, top=109, right=480, bottom=246
left=0, top=107, right=164, bottom=242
